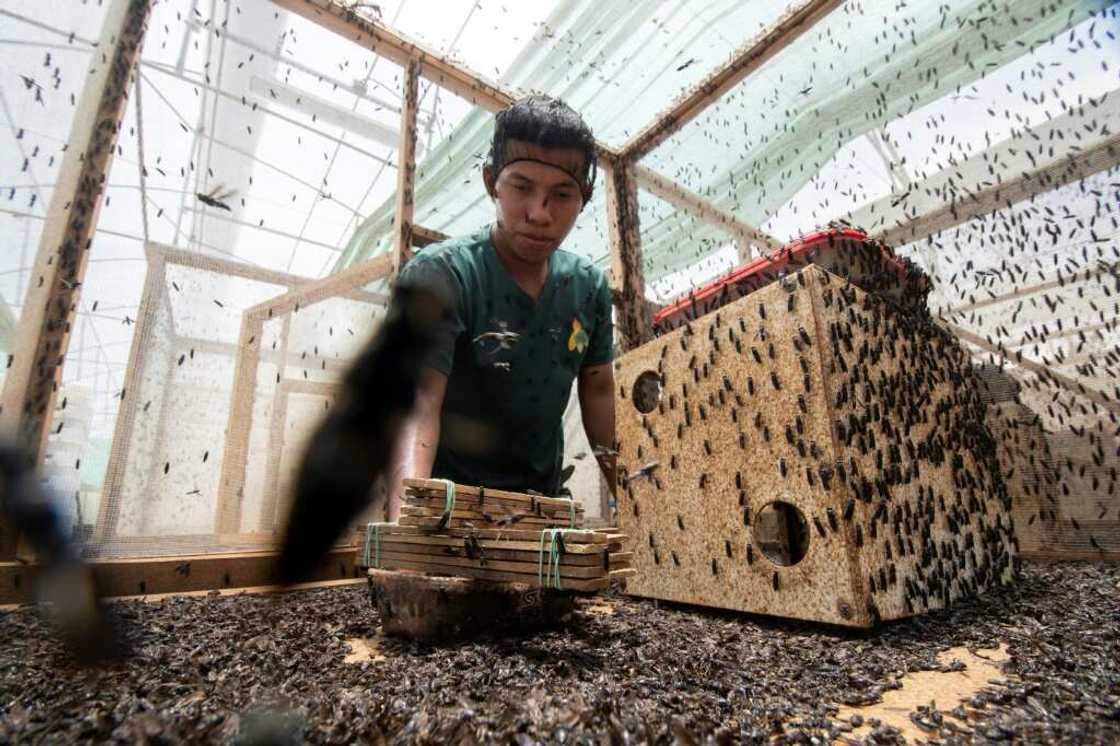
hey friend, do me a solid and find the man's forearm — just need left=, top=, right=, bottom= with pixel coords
left=385, top=412, right=440, bottom=521
left=580, top=388, right=617, bottom=493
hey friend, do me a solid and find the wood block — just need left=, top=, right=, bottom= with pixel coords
left=359, top=529, right=618, bottom=554
left=378, top=538, right=630, bottom=568
left=403, top=478, right=584, bottom=512
left=368, top=569, right=577, bottom=641
left=613, top=265, right=1016, bottom=627
left=372, top=524, right=612, bottom=544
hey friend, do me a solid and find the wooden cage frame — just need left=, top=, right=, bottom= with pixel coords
left=3, top=0, right=1117, bottom=600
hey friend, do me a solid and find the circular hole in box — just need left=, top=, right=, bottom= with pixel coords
left=755, top=501, right=810, bottom=567
left=631, top=371, right=662, bottom=414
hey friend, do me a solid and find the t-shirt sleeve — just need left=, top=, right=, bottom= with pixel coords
left=582, top=271, right=614, bottom=367
left=394, top=255, right=464, bottom=375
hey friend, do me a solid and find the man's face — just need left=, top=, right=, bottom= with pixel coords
left=485, top=141, right=586, bottom=264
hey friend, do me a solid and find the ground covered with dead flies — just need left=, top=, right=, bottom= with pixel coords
left=1, top=562, right=1118, bottom=745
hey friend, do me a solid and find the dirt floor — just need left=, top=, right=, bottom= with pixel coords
left=1, top=562, right=1117, bottom=744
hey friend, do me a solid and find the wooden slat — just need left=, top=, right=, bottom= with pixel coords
left=267, top=0, right=621, bottom=167
left=880, top=131, right=1120, bottom=248
left=619, top=0, right=842, bottom=161
left=373, top=557, right=633, bottom=592
left=941, top=262, right=1118, bottom=318
left=358, top=530, right=617, bottom=554
left=149, top=241, right=312, bottom=288
left=258, top=315, right=293, bottom=532
left=403, top=499, right=577, bottom=517
left=633, top=164, right=782, bottom=259
left=391, top=60, right=420, bottom=278
left=398, top=515, right=576, bottom=531
left=374, top=549, right=615, bottom=579
left=214, top=314, right=266, bottom=533
left=270, top=0, right=513, bottom=112
left=405, top=496, right=582, bottom=518
left=372, top=523, right=613, bottom=544
left=404, top=477, right=583, bottom=511
left=278, top=378, right=338, bottom=398
left=244, top=252, right=394, bottom=323
left=0, top=0, right=152, bottom=462
left=605, top=160, right=651, bottom=352
left=0, top=547, right=359, bottom=605
left=376, top=538, right=630, bottom=567
left=411, top=224, right=449, bottom=248
left=946, top=321, right=1120, bottom=417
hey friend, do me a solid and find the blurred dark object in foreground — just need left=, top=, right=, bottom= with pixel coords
left=276, top=285, right=442, bottom=585
left=0, top=440, right=125, bottom=664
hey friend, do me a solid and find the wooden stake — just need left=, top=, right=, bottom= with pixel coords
left=392, top=60, right=420, bottom=279
left=214, top=314, right=266, bottom=534
left=605, top=160, right=650, bottom=352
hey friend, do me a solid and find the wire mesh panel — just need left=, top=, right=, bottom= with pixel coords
left=87, top=249, right=298, bottom=557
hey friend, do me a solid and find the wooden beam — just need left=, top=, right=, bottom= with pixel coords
left=149, top=242, right=311, bottom=288
left=619, top=0, right=842, bottom=161
left=411, top=224, right=449, bottom=248
left=270, top=0, right=513, bottom=112
left=267, top=0, right=620, bottom=165
left=0, top=0, right=151, bottom=561
left=244, top=253, right=394, bottom=322
left=941, top=262, right=1118, bottom=318
left=0, top=547, right=359, bottom=604
left=392, top=60, right=420, bottom=278
left=633, top=164, right=782, bottom=260
left=878, top=131, right=1120, bottom=248
left=946, top=321, right=1120, bottom=417
left=150, top=241, right=389, bottom=305
left=0, top=0, right=152, bottom=461
left=214, top=314, right=266, bottom=534
left=257, top=315, right=293, bottom=533
left=605, top=161, right=650, bottom=352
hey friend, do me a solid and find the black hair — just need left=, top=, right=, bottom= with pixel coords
left=487, top=94, right=597, bottom=202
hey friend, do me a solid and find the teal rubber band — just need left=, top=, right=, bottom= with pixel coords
left=437, top=478, right=456, bottom=525
left=363, top=522, right=390, bottom=568
left=538, top=528, right=576, bottom=590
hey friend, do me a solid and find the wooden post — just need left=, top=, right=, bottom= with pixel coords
left=392, top=60, right=421, bottom=279
left=605, top=160, right=650, bottom=352
left=0, top=0, right=152, bottom=560
left=214, top=314, right=266, bottom=534
left=257, top=316, right=292, bottom=532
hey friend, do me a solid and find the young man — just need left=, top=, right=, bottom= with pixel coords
left=384, top=95, right=616, bottom=519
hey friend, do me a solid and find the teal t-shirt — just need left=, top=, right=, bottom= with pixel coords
left=395, top=225, right=613, bottom=496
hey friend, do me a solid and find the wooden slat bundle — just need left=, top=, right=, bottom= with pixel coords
left=361, top=479, right=633, bottom=592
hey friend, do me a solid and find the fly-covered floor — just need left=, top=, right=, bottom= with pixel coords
left=1, top=562, right=1117, bottom=744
